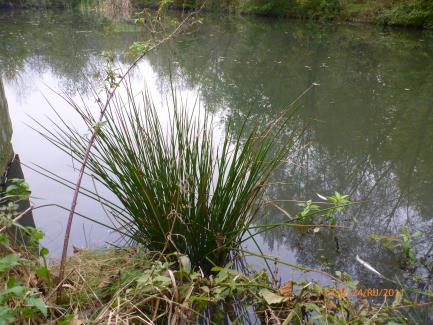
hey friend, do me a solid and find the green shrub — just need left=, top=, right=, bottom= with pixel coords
left=378, top=0, right=433, bottom=28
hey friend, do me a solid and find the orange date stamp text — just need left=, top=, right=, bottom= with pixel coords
left=324, top=287, right=404, bottom=298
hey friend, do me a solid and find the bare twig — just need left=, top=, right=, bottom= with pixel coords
left=56, top=9, right=200, bottom=301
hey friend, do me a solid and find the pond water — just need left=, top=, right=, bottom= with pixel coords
left=1, top=9, right=432, bottom=320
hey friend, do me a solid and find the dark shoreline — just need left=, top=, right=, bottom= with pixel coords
left=1, top=1, right=433, bottom=30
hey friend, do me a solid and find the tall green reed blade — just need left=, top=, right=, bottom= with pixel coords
left=39, top=81, right=302, bottom=274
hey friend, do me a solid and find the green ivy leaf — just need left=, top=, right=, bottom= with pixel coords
left=36, top=267, right=50, bottom=283
left=25, top=297, right=47, bottom=317
left=30, top=231, right=44, bottom=241
left=153, top=275, right=171, bottom=287
left=0, top=285, right=29, bottom=302
left=0, top=254, right=19, bottom=273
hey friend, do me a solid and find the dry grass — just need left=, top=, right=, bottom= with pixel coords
left=0, top=234, right=411, bottom=325
left=44, top=248, right=408, bottom=324
left=51, top=248, right=214, bottom=324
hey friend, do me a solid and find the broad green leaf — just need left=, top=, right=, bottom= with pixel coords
left=25, top=297, right=47, bottom=317
left=0, top=254, right=19, bottom=273
left=0, top=286, right=29, bottom=303
left=36, top=267, right=50, bottom=282
left=31, top=231, right=44, bottom=241
left=259, top=289, right=287, bottom=305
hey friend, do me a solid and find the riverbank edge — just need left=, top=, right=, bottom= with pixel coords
left=1, top=1, right=433, bottom=30
left=0, top=238, right=411, bottom=324
left=129, top=1, right=433, bottom=30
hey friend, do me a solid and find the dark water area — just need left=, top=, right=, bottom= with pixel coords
left=1, top=9, right=433, bottom=322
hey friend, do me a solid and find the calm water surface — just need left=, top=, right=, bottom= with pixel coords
left=1, top=9, right=433, bottom=319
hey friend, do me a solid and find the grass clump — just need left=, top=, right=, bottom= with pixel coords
left=38, top=82, right=296, bottom=275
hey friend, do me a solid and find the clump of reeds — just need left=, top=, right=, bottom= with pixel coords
left=38, top=82, right=295, bottom=274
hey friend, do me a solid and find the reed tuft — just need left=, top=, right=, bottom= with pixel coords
left=39, top=82, right=297, bottom=274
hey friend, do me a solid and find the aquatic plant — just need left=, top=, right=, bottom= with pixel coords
left=37, top=82, right=303, bottom=274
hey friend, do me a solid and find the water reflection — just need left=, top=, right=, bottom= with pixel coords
left=0, top=11, right=432, bottom=317
left=150, top=17, right=433, bottom=289
left=0, top=10, right=140, bottom=94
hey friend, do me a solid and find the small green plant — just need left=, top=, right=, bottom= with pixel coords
left=400, top=227, right=420, bottom=267
left=369, top=228, right=422, bottom=269
left=0, top=251, right=48, bottom=324
left=297, top=200, right=321, bottom=220
left=126, top=40, right=153, bottom=59
left=296, top=191, right=350, bottom=224
left=1, top=179, right=31, bottom=203
left=0, top=181, right=50, bottom=325
left=326, top=191, right=350, bottom=224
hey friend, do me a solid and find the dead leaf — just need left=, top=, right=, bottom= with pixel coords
left=62, top=283, right=76, bottom=292
left=326, top=299, right=337, bottom=312
left=278, top=281, right=293, bottom=296
left=28, top=272, right=39, bottom=287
